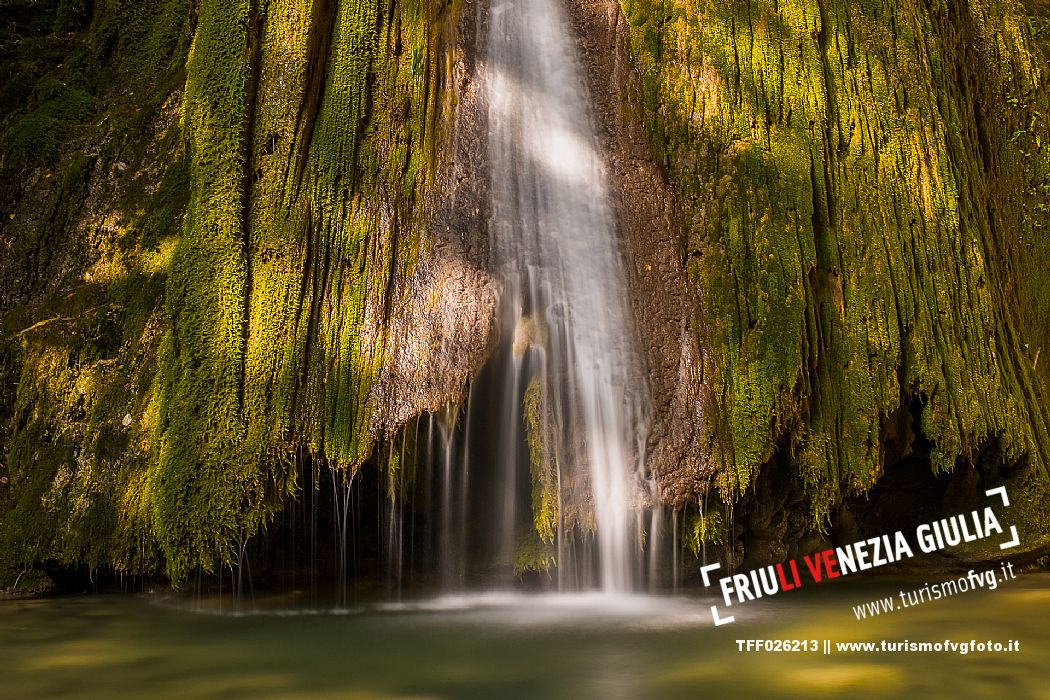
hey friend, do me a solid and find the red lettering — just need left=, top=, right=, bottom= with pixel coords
left=824, top=550, right=841, bottom=579
left=776, top=562, right=797, bottom=591
left=804, top=553, right=824, bottom=582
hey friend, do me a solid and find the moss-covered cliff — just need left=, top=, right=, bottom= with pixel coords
left=612, top=0, right=1050, bottom=555
left=1, top=0, right=1048, bottom=588
left=0, top=0, right=494, bottom=585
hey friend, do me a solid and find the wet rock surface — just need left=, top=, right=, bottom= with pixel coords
left=565, top=0, right=716, bottom=508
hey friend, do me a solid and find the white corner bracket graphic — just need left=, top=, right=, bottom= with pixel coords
left=985, top=486, right=1010, bottom=507
left=985, top=486, right=1019, bottom=549
left=700, top=564, right=736, bottom=626
left=700, top=563, right=722, bottom=587
left=711, top=605, right=735, bottom=626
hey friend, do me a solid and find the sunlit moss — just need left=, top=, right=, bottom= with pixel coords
left=619, top=0, right=1050, bottom=530
left=684, top=506, right=725, bottom=557
left=524, top=377, right=558, bottom=544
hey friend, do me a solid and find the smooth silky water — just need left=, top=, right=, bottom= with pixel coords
left=484, top=0, right=650, bottom=593
left=1, top=575, right=1047, bottom=698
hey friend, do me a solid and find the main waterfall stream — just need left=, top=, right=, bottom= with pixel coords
left=481, top=0, right=651, bottom=592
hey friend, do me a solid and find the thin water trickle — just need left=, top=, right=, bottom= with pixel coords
left=328, top=468, right=353, bottom=608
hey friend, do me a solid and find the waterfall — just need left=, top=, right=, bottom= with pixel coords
left=484, top=0, right=650, bottom=593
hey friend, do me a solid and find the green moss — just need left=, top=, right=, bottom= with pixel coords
left=5, top=82, right=93, bottom=170
left=0, top=0, right=199, bottom=580
left=684, top=505, right=726, bottom=557
left=90, top=0, right=195, bottom=76
left=386, top=418, right=422, bottom=501
left=143, top=0, right=455, bottom=582
left=619, top=0, right=1050, bottom=530
left=513, top=531, right=557, bottom=577
left=524, top=377, right=558, bottom=544
left=150, top=0, right=258, bottom=583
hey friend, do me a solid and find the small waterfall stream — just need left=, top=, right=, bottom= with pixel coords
left=483, top=0, right=651, bottom=593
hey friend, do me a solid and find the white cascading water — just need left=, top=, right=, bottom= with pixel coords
left=486, top=0, right=650, bottom=593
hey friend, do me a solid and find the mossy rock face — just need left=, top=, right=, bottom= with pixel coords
left=611, top=0, right=1050, bottom=551
left=0, top=0, right=495, bottom=585
left=0, top=0, right=194, bottom=577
